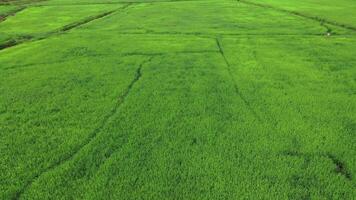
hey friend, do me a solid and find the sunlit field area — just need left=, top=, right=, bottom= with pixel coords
left=0, top=0, right=355, bottom=199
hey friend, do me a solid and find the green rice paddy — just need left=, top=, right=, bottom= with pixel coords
left=0, top=0, right=355, bottom=199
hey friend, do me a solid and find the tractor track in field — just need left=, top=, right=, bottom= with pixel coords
left=238, top=0, right=356, bottom=33
left=12, top=56, right=154, bottom=200
left=215, top=37, right=263, bottom=122
left=59, top=10, right=117, bottom=32
left=281, top=150, right=352, bottom=181
left=0, top=3, right=133, bottom=52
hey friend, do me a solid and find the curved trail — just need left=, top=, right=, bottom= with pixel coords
left=13, top=56, right=153, bottom=200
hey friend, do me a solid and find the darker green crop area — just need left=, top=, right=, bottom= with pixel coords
left=0, top=0, right=355, bottom=199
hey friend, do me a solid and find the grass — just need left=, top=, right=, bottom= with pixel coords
left=0, top=0, right=355, bottom=199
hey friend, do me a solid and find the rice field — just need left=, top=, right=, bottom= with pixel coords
left=0, top=0, right=355, bottom=199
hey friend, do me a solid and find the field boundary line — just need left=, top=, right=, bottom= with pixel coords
left=13, top=56, right=154, bottom=200
left=114, top=30, right=355, bottom=38
left=215, top=37, right=262, bottom=122
left=1, top=50, right=218, bottom=71
left=238, top=0, right=356, bottom=32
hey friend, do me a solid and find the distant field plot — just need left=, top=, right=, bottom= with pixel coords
left=0, top=0, right=355, bottom=199
left=245, top=0, right=356, bottom=28
left=0, top=4, right=121, bottom=46
left=85, top=1, right=327, bottom=35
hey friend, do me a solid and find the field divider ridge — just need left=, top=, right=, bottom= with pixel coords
left=1, top=50, right=219, bottom=71
left=114, top=30, right=352, bottom=38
